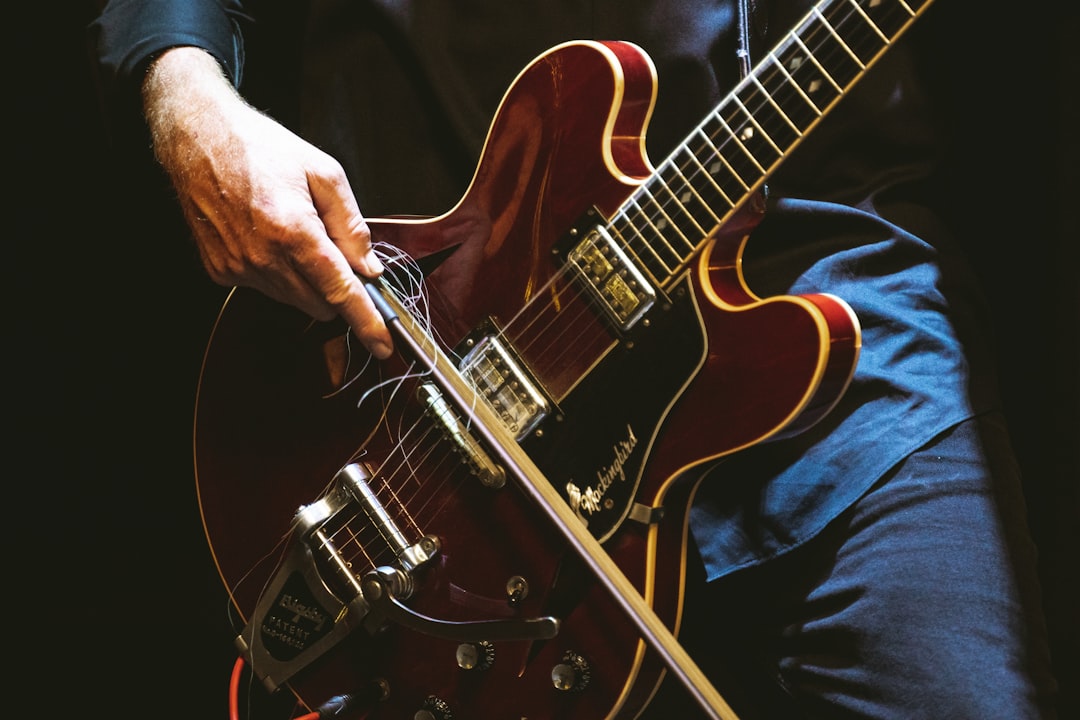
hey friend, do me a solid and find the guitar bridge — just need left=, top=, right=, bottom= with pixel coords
left=419, top=382, right=508, bottom=489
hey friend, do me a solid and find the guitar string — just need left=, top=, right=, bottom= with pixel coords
left=475, top=0, right=892, bottom=444
left=313, top=0, right=896, bottom=584
left=440, top=0, right=880, bottom=493
left=326, top=242, right=492, bottom=571
left=371, top=245, right=509, bottom=538
left=211, top=3, right=910, bottom=672
left=294, top=241, right=430, bottom=566
left=601, top=0, right=889, bottom=289
left=323, top=378, right=463, bottom=571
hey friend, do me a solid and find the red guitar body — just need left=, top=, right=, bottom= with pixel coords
left=195, top=40, right=860, bottom=720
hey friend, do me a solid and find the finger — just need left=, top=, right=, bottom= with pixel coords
left=309, top=162, right=385, bottom=277
left=290, top=226, right=394, bottom=359
left=187, top=205, right=346, bottom=326
left=321, top=266, right=394, bottom=360
left=342, top=280, right=394, bottom=360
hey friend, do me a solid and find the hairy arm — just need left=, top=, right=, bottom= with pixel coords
left=143, top=46, right=393, bottom=359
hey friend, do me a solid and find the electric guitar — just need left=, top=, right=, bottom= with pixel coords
left=195, top=0, right=934, bottom=717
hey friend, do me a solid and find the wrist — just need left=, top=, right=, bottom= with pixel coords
left=143, top=46, right=238, bottom=114
left=142, top=47, right=245, bottom=176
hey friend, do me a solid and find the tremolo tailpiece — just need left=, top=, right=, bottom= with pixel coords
left=236, top=461, right=558, bottom=693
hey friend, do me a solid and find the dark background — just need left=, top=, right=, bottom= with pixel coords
left=19, top=2, right=1076, bottom=718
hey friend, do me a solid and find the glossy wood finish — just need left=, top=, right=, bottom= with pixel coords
left=195, top=38, right=863, bottom=720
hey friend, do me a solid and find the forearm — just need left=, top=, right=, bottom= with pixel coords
left=141, top=46, right=251, bottom=184
left=92, top=0, right=393, bottom=360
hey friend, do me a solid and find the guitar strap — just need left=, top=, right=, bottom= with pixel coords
left=736, top=0, right=754, bottom=78
left=737, top=0, right=773, bottom=78
left=737, top=0, right=771, bottom=199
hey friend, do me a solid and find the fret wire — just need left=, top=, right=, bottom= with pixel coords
left=683, top=134, right=744, bottom=205
left=898, top=0, right=918, bottom=22
left=657, top=160, right=719, bottom=237
left=712, top=111, right=766, bottom=177
left=772, top=37, right=842, bottom=133
left=758, top=54, right=822, bottom=136
left=899, top=0, right=920, bottom=17
left=665, top=170, right=714, bottom=238
left=823, top=0, right=887, bottom=67
left=611, top=207, right=674, bottom=281
left=671, top=154, right=734, bottom=240
left=602, top=221, right=665, bottom=287
left=626, top=194, right=683, bottom=270
left=595, top=0, right=932, bottom=292
left=854, top=0, right=918, bottom=37
left=810, top=5, right=867, bottom=79
left=638, top=183, right=697, bottom=256
left=733, top=81, right=799, bottom=162
left=732, top=94, right=784, bottom=157
left=603, top=213, right=640, bottom=269
left=702, top=116, right=763, bottom=199
left=845, top=0, right=888, bottom=43
left=766, top=52, right=824, bottom=117
left=655, top=162, right=710, bottom=235
left=682, top=152, right=743, bottom=238
left=732, top=1, right=863, bottom=179
left=613, top=208, right=678, bottom=284
left=748, top=74, right=803, bottom=139
left=790, top=34, right=843, bottom=94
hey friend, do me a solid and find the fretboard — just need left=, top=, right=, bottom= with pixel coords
left=610, top=0, right=934, bottom=287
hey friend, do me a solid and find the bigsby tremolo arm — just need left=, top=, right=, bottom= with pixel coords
left=359, top=566, right=560, bottom=642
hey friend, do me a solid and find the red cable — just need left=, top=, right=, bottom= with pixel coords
left=227, top=655, right=321, bottom=720
left=229, top=656, right=245, bottom=720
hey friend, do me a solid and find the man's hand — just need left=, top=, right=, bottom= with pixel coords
left=143, top=46, right=393, bottom=359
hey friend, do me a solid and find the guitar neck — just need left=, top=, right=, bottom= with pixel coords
left=614, top=0, right=936, bottom=287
